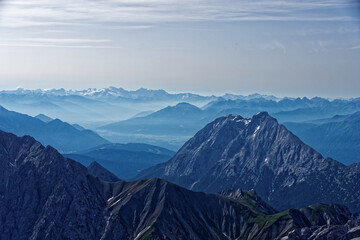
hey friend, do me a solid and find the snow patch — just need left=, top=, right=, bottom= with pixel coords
left=253, top=125, right=260, bottom=138
left=190, top=180, right=199, bottom=190
left=243, top=119, right=251, bottom=124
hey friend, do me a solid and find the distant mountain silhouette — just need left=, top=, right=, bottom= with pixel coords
left=35, top=113, right=53, bottom=122
left=205, top=97, right=360, bottom=122
left=0, top=105, right=109, bottom=152
left=284, top=111, right=360, bottom=165
left=98, top=102, right=210, bottom=149
left=100, top=102, right=206, bottom=135
left=87, top=161, right=120, bottom=182
left=136, top=113, right=360, bottom=212
left=65, top=143, right=174, bottom=179
left=98, top=97, right=360, bottom=150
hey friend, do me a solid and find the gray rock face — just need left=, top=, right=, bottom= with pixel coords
left=281, top=214, right=360, bottom=240
left=136, top=112, right=360, bottom=212
left=0, top=130, right=107, bottom=240
left=1, top=129, right=359, bottom=240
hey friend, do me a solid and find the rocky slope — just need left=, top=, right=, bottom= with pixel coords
left=1, top=129, right=359, bottom=239
left=136, top=112, right=360, bottom=212
left=0, top=130, right=107, bottom=239
left=281, top=214, right=360, bottom=240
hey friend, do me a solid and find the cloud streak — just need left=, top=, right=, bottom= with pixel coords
left=0, top=42, right=121, bottom=49
left=0, top=37, right=119, bottom=49
left=0, top=0, right=358, bottom=29
left=16, top=38, right=112, bottom=44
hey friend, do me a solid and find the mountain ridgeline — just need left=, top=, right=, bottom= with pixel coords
left=136, top=112, right=360, bottom=212
left=87, top=161, right=120, bottom=182
left=98, top=98, right=360, bottom=159
left=284, top=111, right=360, bottom=165
left=65, top=143, right=174, bottom=180
left=0, top=129, right=359, bottom=240
left=0, top=106, right=109, bottom=152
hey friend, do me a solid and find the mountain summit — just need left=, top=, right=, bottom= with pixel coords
left=136, top=112, right=360, bottom=212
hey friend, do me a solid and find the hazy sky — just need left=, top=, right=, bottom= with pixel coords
left=0, top=0, right=359, bottom=97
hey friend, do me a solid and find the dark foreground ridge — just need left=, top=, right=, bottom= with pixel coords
left=136, top=112, right=360, bottom=212
left=1, top=129, right=359, bottom=239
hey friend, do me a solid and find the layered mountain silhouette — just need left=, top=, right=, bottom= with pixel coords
left=35, top=113, right=53, bottom=122
left=0, top=129, right=359, bottom=239
left=136, top=112, right=360, bottom=212
left=65, top=143, right=174, bottom=180
left=100, top=102, right=206, bottom=135
left=0, top=87, right=214, bottom=127
left=284, top=111, right=360, bottom=165
left=0, top=106, right=109, bottom=152
left=87, top=161, right=120, bottom=182
left=99, top=97, right=360, bottom=152
left=98, top=102, right=210, bottom=150
left=204, top=96, right=360, bottom=122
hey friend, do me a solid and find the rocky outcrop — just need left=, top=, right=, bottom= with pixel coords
left=281, top=214, right=360, bottom=240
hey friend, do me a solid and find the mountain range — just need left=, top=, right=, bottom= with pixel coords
left=284, top=111, right=360, bottom=165
left=1, top=129, right=359, bottom=239
left=0, top=87, right=215, bottom=128
left=0, top=87, right=214, bottom=102
left=65, top=143, right=174, bottom=179
left=101, top=101, right=360, bottom=164
left=0, top=105, right=109, bottom=152
left=98, top=102, right=208, bottom=150
left=1, top=87, right=360, bottom=129
left=136, top=112, right=360, bottom=212
left=204, top=96, right=360, bottom=122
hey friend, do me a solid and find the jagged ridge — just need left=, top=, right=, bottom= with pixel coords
left=136, top=112, right=360, bottom=212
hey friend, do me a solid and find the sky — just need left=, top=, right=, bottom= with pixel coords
left=0, top=0, right=359, bottom=98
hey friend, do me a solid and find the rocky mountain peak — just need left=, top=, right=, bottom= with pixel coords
left=136, top=113, right=360, bottom=212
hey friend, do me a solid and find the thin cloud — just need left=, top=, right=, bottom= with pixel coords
left=274, top=41, right=287, bottom=54
left=0, top=0, right=358, bottom=29
left=0, top=42, right=121, bottom=49
left=17, top=38, right=112, bottom=44
left=350, top=45, right=360, bottom=50
left=0, top=37, right=116, bottom=49
left=110, top=25, right=155, bottom=30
